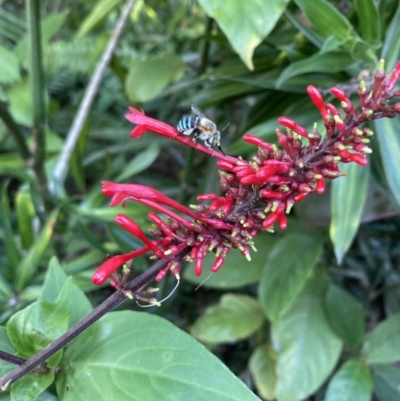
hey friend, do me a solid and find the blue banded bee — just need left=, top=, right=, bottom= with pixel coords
left=177, top=105, right=229, bottom=154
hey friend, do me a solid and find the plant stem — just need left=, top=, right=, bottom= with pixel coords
left=27, top=0, right=52, bottom=214
left=0, top=351, right=25, bottom=366
left=198, top=17, right=213, bottom=75
left=0, top=248, right=189, bottom=390
left=51, top=0, right=136, bottom=194
left=0, top=103, right=30, bottom=161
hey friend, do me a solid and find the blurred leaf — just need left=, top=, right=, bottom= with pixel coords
left=372, top=364, right=400, bottom=401
left=249, top=344, right=277, bottom=400
left=57, top=311, right=260, bottom=401
left=15, top=10, right=70, bottom=62
left=277, top=52, right=357, bottom=87
left=355, top=0, right=381, bottom=46
left=374, top=118, right=400, bottom=209
left=76, top=0, right=123, bottom=39
left=323, top=284, right=365, bottom=349
left=125, top=53, right=186, bottom=103
left=15, top=210, right=59, bottom=291
left=293, top=0, right=360, bottom=50
left=325, top=358, right=373, bottom=401
left=384, top=271, right=400, bottom=316
left=7, top=77, right=32, bottom=126
left=272, top=270, right=342, bottom=401
left=191, top=294, right=264, bottom=344
left=184, top=233, right=278, bottom=289
left=197, top=0, right=290, bottom=70
left=116, top=143, right=160, bottom=181
left=330, top=162, right=370, bottom=264
left=0, top=45, right=20, bottom=84
left=0, top=326, right=15, bottom=377
left=0, top=182, right=21, bottom=272
left=11, top=373, right=55, bottom=401
left=7, top=300, right=69, bottom=367
left=363, top=313, right=400, bottom=364
left=380, top=1, right=400, bottom=70
left=70, top=119, right=89, bottom=191
left=15, top=186, right=35, bottom=250
left=259, top=232, right=323, bottom=322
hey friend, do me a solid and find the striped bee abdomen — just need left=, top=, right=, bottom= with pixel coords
left=177, top=116, right=199, bottom=133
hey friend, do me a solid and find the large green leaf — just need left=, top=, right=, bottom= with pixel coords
left=259, top=232, right=323, bottom=322
left=184, top=233, right=278, bottom=289
left=0, top=327, right=16, bottom=377
left=125, top=53, right=186, bottom=103
left=380, top=1, right=400, bottom=70
left=10, top=373, right=55, bottom=401
left=363, top=313, right=400, bottom=364
left=372, top=364, right=400, bottom=401
left=272, top=270, right=342, bottom=401
left=197, top=0, right=290, bottom=70
left=354, top=0, right=381, bottom=46
left=325, top=358, right=373, bottom=401
left=190, top=294, right=264, bottom=344
left=323, top=284, right=365, bottom=349
left=293, top=0, right=360, bottom=51
left=56, top=311, right=261, bottom=401
left=249, top=344, right=277, bottom=400
left=330, top=162, right=370, bottom=264
left=374, top=118, right=400, bottom=209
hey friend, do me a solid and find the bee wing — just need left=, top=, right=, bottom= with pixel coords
left=191, top=104, right=206, bottom=118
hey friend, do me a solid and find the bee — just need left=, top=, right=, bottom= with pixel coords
left=177, top=105, right=229, bottom=154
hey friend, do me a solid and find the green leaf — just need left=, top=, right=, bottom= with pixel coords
left=7, top=77, right=33, bottom=126
left=76, top=0, right=123, bottom=39
left=7, top=300, right=69, bottom=367
left=184, top=233, right=278, bottom=289
left=277, top=52, right=356, bottom=87
left=0, top=45, right=20, bottom=84
left=15, top=10, right=69, bottom=63
left=0, top=327, right=16, bottom=377
left=0, top=182, right=21, bottom=272
left=15, top=186, right=35, bottom=250
left=363, top=313, right=400, bottom=364
left=259, top=232, right=323, bottom=322
left=40, top=258, right=68, bottom=303
left=330, top=162, right=370, bottom=264
left=16, top=210, right=59, bottom=291
left=293, top=0, right=360, bottom=49
left=249, top=344, right=277, bottom=400
left=272, top=270, right=342, bottom=401
left=191, top=294, right=264, bottom=344
left=380, top=1, right=400, bottom=70
left=10, top=373, right=55, bottom=401
left=56, top=311, right=260, bottom=401
left=325, top=358, right=373, bottom=401
left=372, top=364, right=400, bottom=401
left=354, top=0, right=381, bottom=46
left=197, top=0, right=290, bottom=70
left=116, top=143, right=160, bottom=181
left=323, top=284, right=365, bottom=349
left=374, top=118, right=400, bottom=209
left=125, top=53, right=186, bottom=103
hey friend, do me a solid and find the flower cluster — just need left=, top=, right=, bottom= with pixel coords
left=92, top=60, right=400, bottom=287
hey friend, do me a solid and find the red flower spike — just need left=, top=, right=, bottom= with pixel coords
left=307, top=85, right=328, bottom=120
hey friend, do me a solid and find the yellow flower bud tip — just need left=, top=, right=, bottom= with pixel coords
left=231, top=231, right=237, bottom=237
left=333, top=156, right=341, bottom=162
left=245, top=253, right=251, bottom=261
left=238, top=245, right=244, bottom=251
left=174, top=273, right=181, bottom=280
left=243, top=223, right=249, bottom=228
left=236, top=161, right=246, bottom=166
left=364, top=147, right=372, bottom=154
left=298, top=162, right=304, bottom=168
left=379, top=58, right=385, bottom=72
left=125, top=291, right=134, bottom=300
left=266, top=228, right=275, bottom=233
left=149, top=255, right=158, bottom=260
left=359, top=81, right=366, bottom=91
left=366, top=130, right=374, bottom=137
left=308, top=133, right=315, bottom=139
left=215, top=250, right=221, bottom=257
left=208, top=244, right=216, bottom=252
left=286, top=205, right=293, bottom=214
left=250, top=245, right=258, bottom=252
left=365, top=109, right=373, bottom=117
left=361, top=138, right=370, bottom=144
left=148, top=288, right=160, bottom=293
left=334, top=115, right=343, bottom=124
left=189, top=204, right=198, bottom=210
left=314, top=174, right=322, bottom=179
left=272, top=144, right=278, bottom=153
left=164, top=250, right=172, bottom=255
left=355, top=129, right=363, bottom=136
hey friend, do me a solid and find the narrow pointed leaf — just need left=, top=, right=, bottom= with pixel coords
left=372, top=364, right=400, bottom=401
left=380, top=2, right=400, bottom=70
left=355, top=0, right=381, bottom=46
left=330, top=162, right=370, bottom=264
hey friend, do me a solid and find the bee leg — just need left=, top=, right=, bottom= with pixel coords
left=217, top=144, right=225, bottom=155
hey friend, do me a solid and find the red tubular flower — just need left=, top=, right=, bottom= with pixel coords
left=278, top=116, right=309, bottom=138
left=242, top=134, right=274, bottom=151
left=92, top=247, right=149, bottom=285
left=211, top=255, right=225, bottom=272
left=387, top=61, right=400, bottom=92
left=316, top=179, right=326, bottom=194
left=307, top=85, right=328, bottom=120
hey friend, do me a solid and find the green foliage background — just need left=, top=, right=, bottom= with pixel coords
left=1, top=0, right=400, bottom=400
